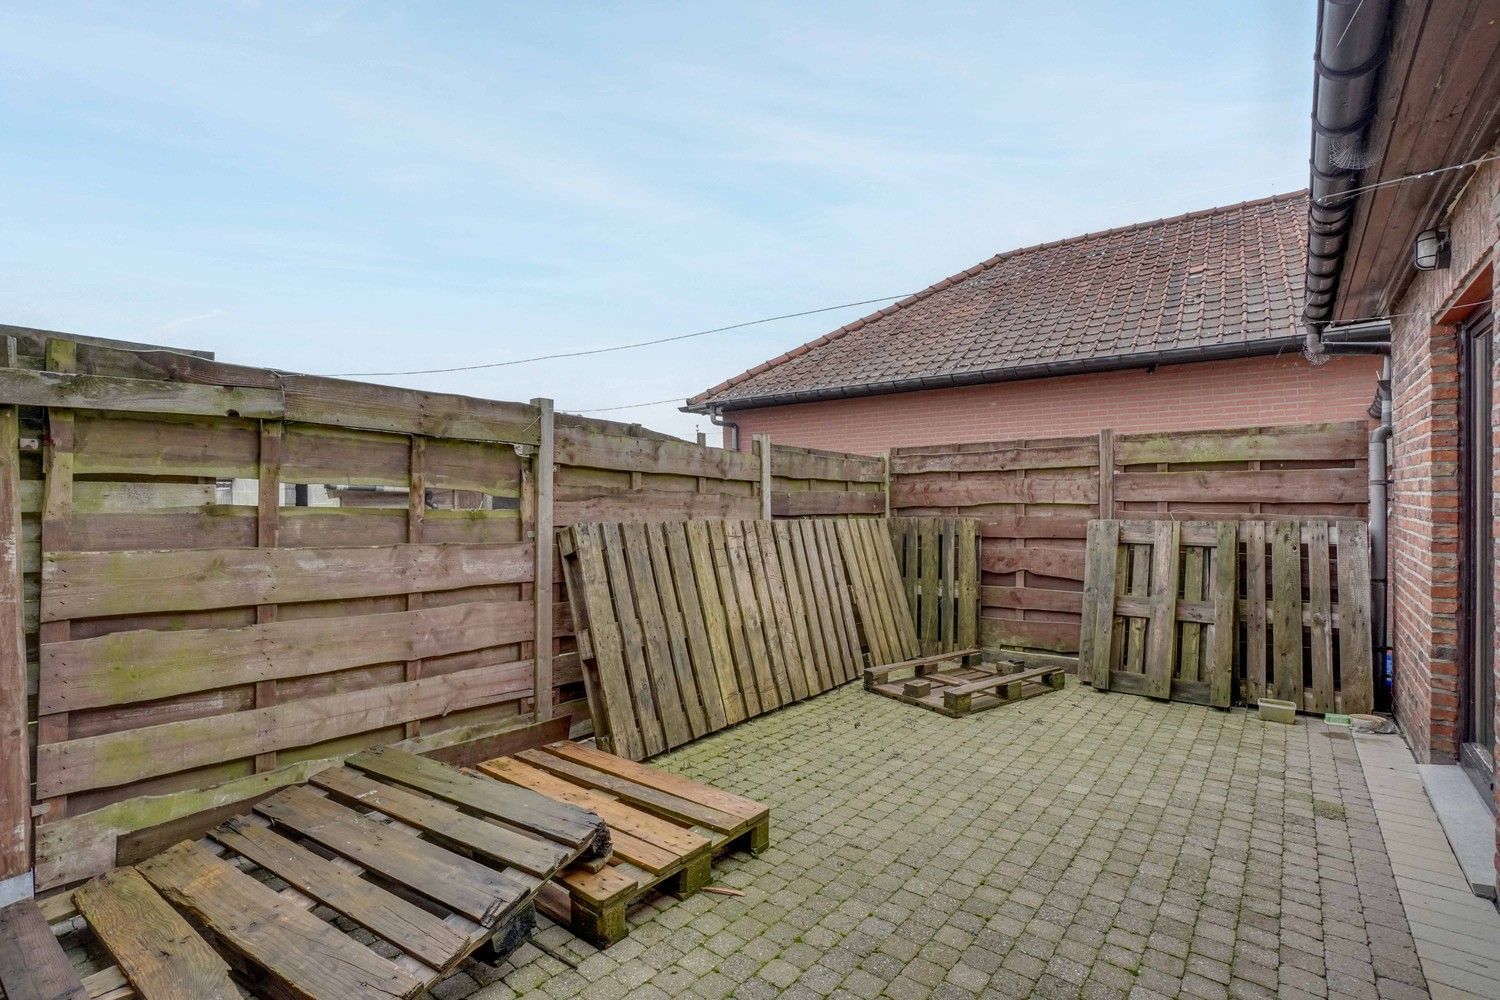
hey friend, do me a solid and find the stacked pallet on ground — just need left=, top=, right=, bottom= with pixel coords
left=477, top=741, right=770, bottom=948
left=23, top=747, right=609, bottom=1000
left=865, top=650, right=1072, bottom=717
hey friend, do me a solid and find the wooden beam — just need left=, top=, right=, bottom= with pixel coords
left=755, top=435, right=772, bottom=520
left=35, top=338, right=75, bottom=828
left=254, top=421, right=282, bottom=772
left=531, top=398, right=555, bottom=721
left=405, top=435, right=426, bottom=739
left=0, top=407, right=27, bottom=881
left=1097, top=428, right=1115, bottom=519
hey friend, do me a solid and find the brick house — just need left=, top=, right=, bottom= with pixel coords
left=1299, top=0, right=1500, bottom=886
left=685, top=192, right=1381, bottom=454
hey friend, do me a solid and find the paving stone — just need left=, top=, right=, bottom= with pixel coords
left=433, top=686, right=1430, bottom=999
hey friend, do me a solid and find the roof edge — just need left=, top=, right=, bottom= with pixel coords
left=689, top=189, right=1309, bottom=407
left=682, top=336, right=1308, bottom=414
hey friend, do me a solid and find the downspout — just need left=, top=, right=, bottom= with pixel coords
left=1370, top=358, right=1393, bottom=702
left=709, top=408, right=740, bottom=451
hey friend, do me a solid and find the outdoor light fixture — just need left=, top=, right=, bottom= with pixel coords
left=1413, top=228, right=1450, bottom=271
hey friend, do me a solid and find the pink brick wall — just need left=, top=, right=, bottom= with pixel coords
left=720, top=353, right=1381, bottom=455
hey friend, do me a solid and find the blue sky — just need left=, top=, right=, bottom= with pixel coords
left=0, top=2, right=1314, bottom=439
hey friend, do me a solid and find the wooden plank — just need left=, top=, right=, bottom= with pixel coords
left=816, top=519, right=863, bottom=680
left=1336, top=519, right=1374, bottom=714
left=918, top=518, right=939, bottom=654
left=981, top=585, right=1084, bottom=614
left=532, top=399, right=555, bottom=722
left=1143, top=520, right=1180, bottom=700
left=857, top=517, right=907, bottom=662
left=980, top=544, right=1085, bottom=580
left=74, top=867, right=238, bottom=1000
left=40, top=599, right=535, bottom=713
left=641, top=523, right=708, bottom=738
left=1307, top=521, right=1335, bottom=712
left=1270, top=520, right=1303, bottom=706
left=770, top=490, right=884, bottom=517
left=346, top=746, right=607, bottom=853
left=956, top=519, right=979, bottom=652
left=0, top=367, right=283, bottom=420
left=768, top=445, right=884, bottom=483
left=552, top=422, right=758, bottom=482
left=538, top=741, right=768, bottom=824
left=566, top=525, right=645, bottom=759
left=1243, top=521, right=1269, bottom=703
left=869, top=518, right=921, bottom=660
left=35, top=660, right=533, bottom=798
left=891, top=474, right=1098, bottom=507
left=600, top=523, right=666, bottom=757
left=137, top=841, right=424, bottom=1000
left=658, top=522, right=724, bottom=733
left=703, top=520, right=759, bottom=719
left=1079, top=519, right=1120, bottom=690
left=722, top=521, right=779, bottom=710
left=0, top=899, right=87, bottom=1000
left=789, top=520, right=837, bottom=691
left=834, top=518, right=889, bottom=664
left=1097, top=428, right=1115, bottom=519
left=254, top=420, right=284, bottom=768
left=1179, top=537, right=1206, bottom=682
left=749, top=520, right=804, bottom=704
left=42, top=541, right=533, bottom=620
left=938, top=519, right=957, bottom=651
left=309, top=766, right=569, bottom=877
left=554, top=492, right=759, bottom=526
left=771, top=521, right=823, bottom=697
left=0, top=407, right=28, bottom=877
left=1113, top=421, right=1367, bottom=465
left=209, top=819, right=468, bottom=971
left=1113, top=468, right=1367, bottom=504
left=888, top=441, right=1099, bottom=475
left=1206, top=521, right=1237, bottom=709
left=253, top=786, right=523, bottom=924
left=682, top=520, right=743, bottom=725
left=979, top=616, right=1078, bottom=654
left=36, top=339, right=76, bottom=828
left=476, top=757, right=706, bottom=864
left=620, top=523, right=692, bottom=749
left=514, top=749, right=741, bottom=834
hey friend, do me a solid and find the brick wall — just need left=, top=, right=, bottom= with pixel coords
left=721, top=353, right=1380, bottom=455
left=1384, top=157, right=1500, bottom=771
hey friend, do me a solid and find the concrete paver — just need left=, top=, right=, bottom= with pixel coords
left=445, top=682, right=1430, bottom=999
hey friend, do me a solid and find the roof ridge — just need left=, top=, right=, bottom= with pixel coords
left=687, top=189, right=1308, bottom=406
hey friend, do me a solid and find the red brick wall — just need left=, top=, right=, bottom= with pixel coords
left=720, top=353, right=1380, bottom=455
left=1384, top=157, right=1500, bottom=772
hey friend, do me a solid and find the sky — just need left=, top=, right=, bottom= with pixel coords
left=0, top=1, right=1315, bottom=440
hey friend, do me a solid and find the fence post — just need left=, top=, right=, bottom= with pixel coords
left=755, top=434, right=772, bottom=520
left=882, top=450, right=892, bottom=518
left=1098, top=428, right=1115, bottom=520
left=0, top=401, right=29, bottom=899
left=531, top=398, right=555, bottom=721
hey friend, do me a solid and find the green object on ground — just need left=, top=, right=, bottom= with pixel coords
left=1325, top=713, right=1352, bottom=727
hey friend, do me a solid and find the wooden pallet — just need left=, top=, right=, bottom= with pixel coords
left=888, top=517, right=980, bottom=656
left=865, top=649, right=1069, bottom=717
left=477, top=741, right=769, bottom=948
left=561, top=518, right=865, bottom=761
left=1079, top=518, right=1373, bottom=713
left=32, top=748, right=610, bottom=1000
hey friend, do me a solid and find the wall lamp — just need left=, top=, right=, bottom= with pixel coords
left=1413, top=228, right=1450, bottom=271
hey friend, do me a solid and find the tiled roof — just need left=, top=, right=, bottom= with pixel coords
left=689, top=191, right=1309, bottom=409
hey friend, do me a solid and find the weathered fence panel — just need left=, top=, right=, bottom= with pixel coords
left=890, top=421, right=1369, bottom=661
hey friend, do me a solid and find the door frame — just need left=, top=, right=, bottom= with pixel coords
left=1457, top=304, right=1495, bottom=803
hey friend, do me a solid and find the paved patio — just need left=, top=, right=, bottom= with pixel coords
left=445, top=681, right=1438, bottom=1000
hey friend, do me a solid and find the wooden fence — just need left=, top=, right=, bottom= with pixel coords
left=888, top=517, right=980, bottom=656
left=889, top=422, right=1370, bottom=659
left=0, top=327, right=881, bottom=892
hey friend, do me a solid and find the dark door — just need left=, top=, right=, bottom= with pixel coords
left=1459, top=307, right=1494, bottom=799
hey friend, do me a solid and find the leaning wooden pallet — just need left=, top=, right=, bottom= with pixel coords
left=33, top=747, right=610, bottom=1000
left=1078, top=518, right=1373, bottom=714
left=476, top=741, right=770, bottom=947
left=560, top=518, right=864, bottom=761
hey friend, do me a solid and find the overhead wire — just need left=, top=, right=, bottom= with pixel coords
left=325, top=294, right=911, bottom=377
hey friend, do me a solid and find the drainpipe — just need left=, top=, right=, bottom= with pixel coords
left=709, top=409, right=740, bottom=451
left=1369, top=358, right=1393, bottom=699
